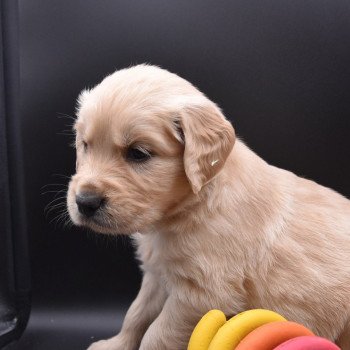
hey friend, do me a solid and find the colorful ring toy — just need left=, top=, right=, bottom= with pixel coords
left=235, top=321, right=314, bottom=350
left=273, top=336, right=340, bottom=350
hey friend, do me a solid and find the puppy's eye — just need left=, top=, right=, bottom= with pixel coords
left=82, top=141, right=88, bottom=152
left=126, top=147, right=151, bottom=163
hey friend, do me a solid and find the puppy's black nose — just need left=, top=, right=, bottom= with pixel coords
left=76, top=192, right=103, bottom=217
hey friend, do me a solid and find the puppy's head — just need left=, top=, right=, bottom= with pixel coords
left=67, top=65, right=235, bottom=234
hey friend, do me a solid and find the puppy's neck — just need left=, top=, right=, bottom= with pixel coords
left=156, top=140, right=285, bottom=238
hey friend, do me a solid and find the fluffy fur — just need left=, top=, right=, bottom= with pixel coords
left=67, top=65, right=350, bottom=350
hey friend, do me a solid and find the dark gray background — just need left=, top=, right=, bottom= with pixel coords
left=6, top=0, right=350, bottom=349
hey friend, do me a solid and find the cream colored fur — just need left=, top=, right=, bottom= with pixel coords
left=67, top=65, right=350, bottom=350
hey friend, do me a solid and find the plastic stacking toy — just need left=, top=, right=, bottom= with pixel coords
left=235, top=321, right=314, bottom=350
left=187, top=308, right=340, bottom=350
left=187, top=310, right=226, bottom=350
left=273, top=336, right=340, bottom=350
left=188, top=309, right=286, bottom=350
left=208, top=309, right=287, bottom=350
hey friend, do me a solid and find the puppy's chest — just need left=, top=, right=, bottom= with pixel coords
left=135, top=233, right=241, bottom=294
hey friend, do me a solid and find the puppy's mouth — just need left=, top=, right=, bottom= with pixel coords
left=73, top=207, right=118, bottom=234
left=81, top=213, right=110, bottom=228
left=67, top=190, right=139, bottom=235
left=78, top=213, right=117, bottom=233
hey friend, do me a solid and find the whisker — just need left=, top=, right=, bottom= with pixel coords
left=41, top=188, right=66, bottom=196
left=49, top=209, right=66, bottom=223
left=41, top=183, right=68, bottom=190
left=50, top=211, right=68, bottom=227
left=57, top=132, right=75, bottom=136
left=57, top=113, right=76, bottom=122
left=45, top=202, right=67, bottom=214
left=51, top=174, right=72, bottom=180
left=45, top=195, right=67, bottom=206
left=44, top=195, right=67, bottom=214
left=59, top=213, right=72, bottom=229
left=49, top=203, right=75, bottom=229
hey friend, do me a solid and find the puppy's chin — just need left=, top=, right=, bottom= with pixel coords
left=82, top=218, right=118, bottom=235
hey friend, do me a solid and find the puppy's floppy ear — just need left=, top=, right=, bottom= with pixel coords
left=176, top=97, right=235, bottom=194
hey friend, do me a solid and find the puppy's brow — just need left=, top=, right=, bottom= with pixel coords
left=113, top=140, right=126, bottom=150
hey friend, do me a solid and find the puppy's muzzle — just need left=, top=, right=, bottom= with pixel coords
left=76, top=192, right=104, bottom=218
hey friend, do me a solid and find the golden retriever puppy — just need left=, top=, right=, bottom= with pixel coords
left=67, top=64, right=350, bottom=350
